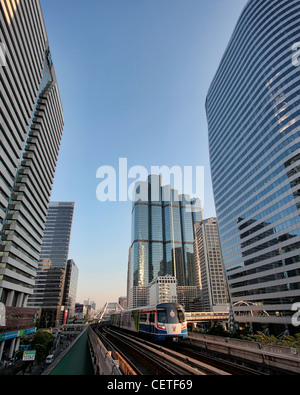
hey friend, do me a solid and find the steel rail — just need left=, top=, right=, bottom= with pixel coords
left=103, top=327, right=230, bottom=375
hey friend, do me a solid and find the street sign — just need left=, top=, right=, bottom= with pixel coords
left=22, top=350, right=36, bottom=361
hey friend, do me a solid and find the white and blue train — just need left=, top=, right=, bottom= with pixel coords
left=110, top=303, right=188, bottom=342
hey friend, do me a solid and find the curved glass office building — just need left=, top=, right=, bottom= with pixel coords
left=206, top=0, right=300, bottom=331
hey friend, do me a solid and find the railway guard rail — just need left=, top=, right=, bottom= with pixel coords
left=188, top=332, right=300, bottom=374
left=88, top=326, right=122, bottom=375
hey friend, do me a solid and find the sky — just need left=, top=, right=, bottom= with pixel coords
left=40, top=0, right=248, bottom=310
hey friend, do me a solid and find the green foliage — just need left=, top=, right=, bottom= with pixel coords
left=241, top=331, right=300, bottom=348
left=31, top=330, right=54, bottom=363
left=207, top=324, right=227, bottom=336
left=132, top=310, right=140, bottom=332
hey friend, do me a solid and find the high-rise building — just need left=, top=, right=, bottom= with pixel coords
left=118, top=296, right=127, bottom=310
left=194, top=218, right=229, bottom=312
left=28, top=202, right=75, bottom=326
left=37, top=202, right=75, bottom=268
left=63, top=259, right=79, bottom=322
left=127, top=175, right=203, bottom=310
left=28, top=262, right=65, bottom=328
left=0, top=0, right=64, bottom=359
left=206, top=0, right=300, bottom=332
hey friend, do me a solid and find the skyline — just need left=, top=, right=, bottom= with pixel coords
left=40, top=0, right=248, bottom=308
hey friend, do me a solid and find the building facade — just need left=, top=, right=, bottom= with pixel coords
left=194, top=218, right=229, bottom=312
left=29, top=262, right=65, bottom=328
left=37, top=202, right=75, bottom=268
left=0, top=0, right=64, bottom=360
left=206, top=0, right=300, bottom=331
left=28, top=202, right=75, bottom=326
left=127, top=175, right=203, bottom=310
left=63, top=259, right=79, bottom=322
left=147, top=275, right=177, bottom=306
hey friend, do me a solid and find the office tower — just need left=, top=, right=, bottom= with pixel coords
left=194, top=219, right=229, bottom=312
left=206, top=0, right=300, bottom=332
left=28, top=202, right=75, bottom=326
left=62, top=259, right=79, bottom=323
left=38, top=202, right=75, bottom=268
left=118, top=296, right=127, bottom=310
left=127, top=175, right=203, bottom=310
left=0, top=0, right=63, bottom=360
left=28, top=262, right=65, bottom=328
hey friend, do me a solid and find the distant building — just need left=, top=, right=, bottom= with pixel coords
left=118, top=297, right=127, bottom=310
left=62, top=259, right=79, bottom=322
left=177, top=286, right=197, bottom=312
left=194, top=219, right=229, bottom=313
left=38, top=202, right=75, bottom=269
left=28, top=203, right=75, bottom=326
left=147, top=275, right=177, bottom=306
left=74, top=304, right=84, bottom=320
left=30, top=263, right=65, bottom=328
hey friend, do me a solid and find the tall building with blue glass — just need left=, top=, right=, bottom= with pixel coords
left=127, top=175, right=203, bottom=309
left=206, top=0, right=300, bottom=332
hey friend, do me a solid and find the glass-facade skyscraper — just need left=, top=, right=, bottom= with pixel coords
left=28, top=202, right=76, bottom=326
left=37, top=202, right=75, bottom=269
left=206, top=0, right=300, bottom=331
left=127, top=175, right=203, bottom=309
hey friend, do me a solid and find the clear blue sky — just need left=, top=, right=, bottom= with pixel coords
left=40, top=0, right=247, bottom=309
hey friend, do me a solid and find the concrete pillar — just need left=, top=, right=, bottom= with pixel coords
left=0, top=341, right=5, bottom=362
left=23, top=294, right=29, bottom=307
left=6, top=290, right=15, bottom=307
left=8, top=338, right=16, bottom=359
left=16, top=293, right=24, bottom=307
left=15, top=337, right=20, bottom=354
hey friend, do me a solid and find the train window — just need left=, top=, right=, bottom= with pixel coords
left=149, top=313, right=155, bottom=323
left=177, top=309, right=185, bottom=323
left=157, top=309, right=167, bottom=323
left=140, top=313, right=147, bottom=322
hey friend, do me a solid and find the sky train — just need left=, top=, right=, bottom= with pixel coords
left=110, top=303, right=188, bottom=342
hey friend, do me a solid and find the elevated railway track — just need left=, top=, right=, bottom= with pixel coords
left=92, top=324, right=266, bottom=375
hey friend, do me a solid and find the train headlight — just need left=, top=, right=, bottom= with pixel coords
left=157, top=323, right=166, bottom=330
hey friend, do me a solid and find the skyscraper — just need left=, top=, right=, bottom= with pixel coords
left=37, top=202, right=75, bottom=269
left=127, top=175, right=203, bottom=309
left=63, top=259, right=79, bottom=322
left=194, top=218, right=229, bottom=312
left=28, top=202, right=75, bottom=326
left=0, top=0, right=64, bottom=359
left=206, top=0, right=300, bottom=332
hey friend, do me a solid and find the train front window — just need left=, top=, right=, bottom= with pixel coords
left=157, top=309, right=167, bottom=323
left=157, top=306, right=186, bottom=324
left=177, top=309, right=185, bottom=323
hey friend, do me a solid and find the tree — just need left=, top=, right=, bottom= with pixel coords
left=31, top=330, right=54, bottom=363
left=242, top=331, right=300, bottom=348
